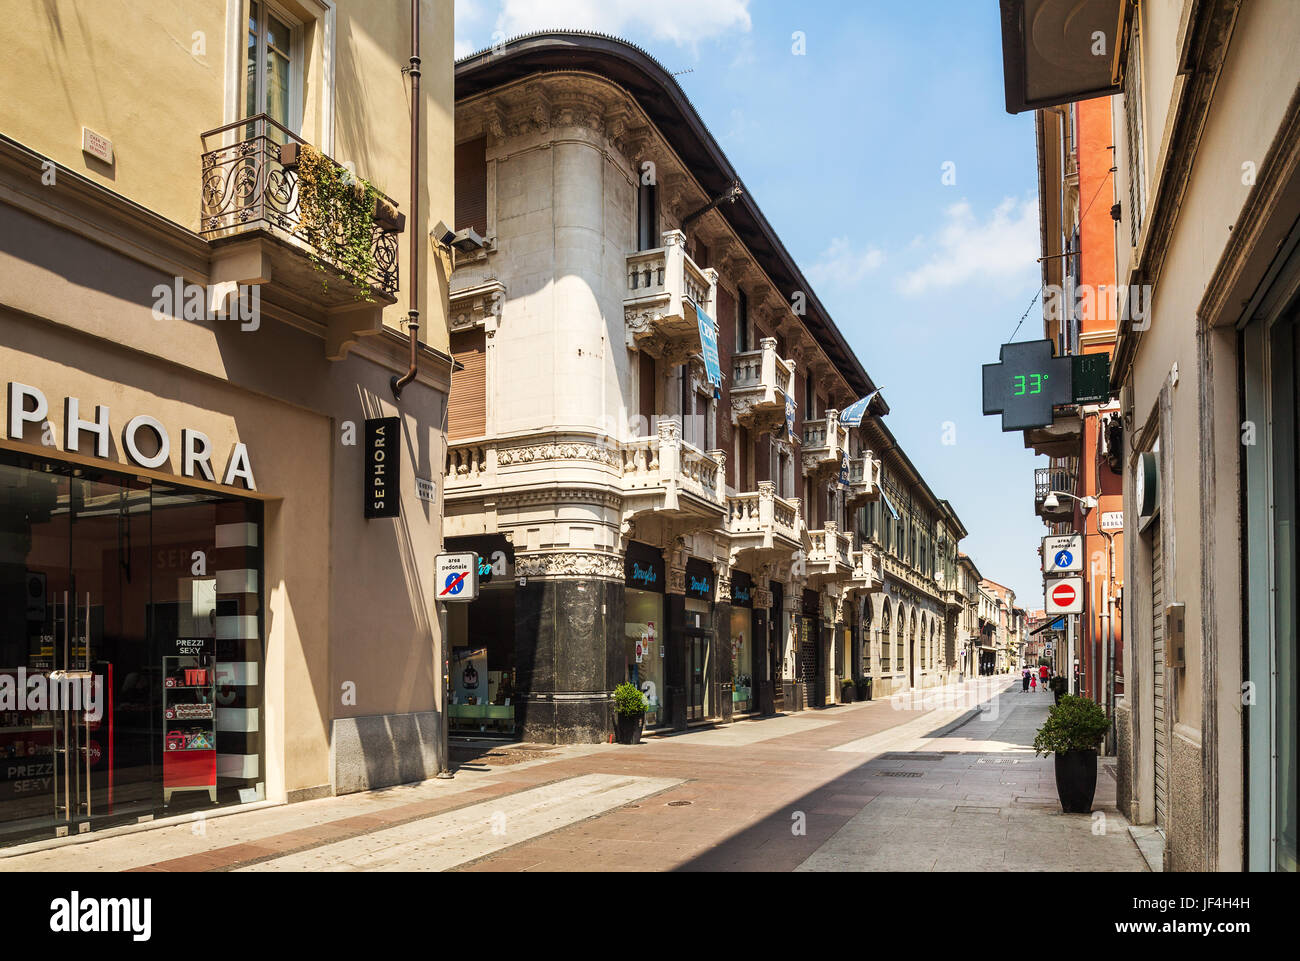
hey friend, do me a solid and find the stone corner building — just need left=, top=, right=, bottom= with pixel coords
left=443, top=32, right=971, bottom=744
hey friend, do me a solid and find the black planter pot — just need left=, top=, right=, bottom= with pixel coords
left=614, top=712, right=644, bottom=745
left=840, top=685, right=855, bottom=704
left=1053, top=748, right=1099, bottom=813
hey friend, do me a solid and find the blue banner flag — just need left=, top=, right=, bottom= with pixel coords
left=881, top=490, right=900, bottom=520
left=839, top=388, right=883, bottom=426
left=785, top=391, right=797, bottom=442
left=691, top=300, right=723, bottom=390
left=838, top=451, right=850, bottom=488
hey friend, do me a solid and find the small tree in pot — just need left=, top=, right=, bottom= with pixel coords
left=613, top=682, right=648, bottom=745
left=1033, top=694, right=1111, bottom=813
left=839, top=676, right=855, bottom=703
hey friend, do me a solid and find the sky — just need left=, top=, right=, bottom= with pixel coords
left=454, top=0, right=1048, bottom=604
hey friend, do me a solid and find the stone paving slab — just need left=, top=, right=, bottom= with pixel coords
left=0, top=676, right=1149, bottom=873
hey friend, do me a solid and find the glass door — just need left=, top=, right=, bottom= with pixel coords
left=0, top=461, right=68, bottom=844
left=0, top=459, right=154, bottom=844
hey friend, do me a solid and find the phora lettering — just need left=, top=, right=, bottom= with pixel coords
left=689, top=576, right=710, bottom=595
left=631, top=563, right=657, bottom=586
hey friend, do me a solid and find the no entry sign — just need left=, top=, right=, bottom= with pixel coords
left=1045, top=576, right=1083, bottom=615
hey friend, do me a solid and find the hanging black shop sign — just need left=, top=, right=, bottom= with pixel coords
left=624, top=541, right=665, bottom=592
left=364, top=417, right=401, bottom=519
left=731, top=571, right=753, bottom=608
left=685, top=558, right=713, bottom=601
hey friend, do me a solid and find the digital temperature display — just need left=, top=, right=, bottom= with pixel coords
left=982, top=340, right=1073, bottom=431
left=1013, top=373, right=1049, bottom=395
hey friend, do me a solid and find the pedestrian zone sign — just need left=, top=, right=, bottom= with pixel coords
left=1043, top=534, right=1083, bottom=574
left=436, top=552, right=479, bottom=603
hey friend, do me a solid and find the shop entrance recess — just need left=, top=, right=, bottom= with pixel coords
left=0, top=462, right=152, bottom=845
left=686, top=629, right=710, bottom=722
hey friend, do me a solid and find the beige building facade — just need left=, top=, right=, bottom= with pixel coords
left=0, top=0, right=455, bottom=848
left=999, top=0, right=1299, bottom=872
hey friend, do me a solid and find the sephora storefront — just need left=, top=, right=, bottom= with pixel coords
left=1, top=431, right=263, bottom=845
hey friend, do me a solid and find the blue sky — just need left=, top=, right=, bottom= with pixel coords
left=455, top=0, right=1047, bottom=604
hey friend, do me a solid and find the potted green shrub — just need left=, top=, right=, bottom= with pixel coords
left=858, top=676, right=873, bottom=701
left=613, top=682, right=647, bottom=745
left=839, top=676, right=855, bottom=703
left=1033, top=694, right=1111, bottom=813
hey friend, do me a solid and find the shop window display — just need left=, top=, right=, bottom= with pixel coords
left=624, top=588, right=664, bottom=727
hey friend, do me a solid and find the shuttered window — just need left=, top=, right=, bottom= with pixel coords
left=639, top=352, right=657, bottom=431
left=449, top=329, right=486, bottom=440
left=1124, top=15, right=1146, bottom=248
left=455, top=137, right=487, bottom=237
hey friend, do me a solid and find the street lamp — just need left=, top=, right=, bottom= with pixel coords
left=1041, top=490, right=1098, bottom=512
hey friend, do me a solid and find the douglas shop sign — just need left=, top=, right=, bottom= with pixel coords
left=6, top=382, right=255, bottom=489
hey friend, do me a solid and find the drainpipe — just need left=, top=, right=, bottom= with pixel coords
left=391, top=0, right=421, bottom=399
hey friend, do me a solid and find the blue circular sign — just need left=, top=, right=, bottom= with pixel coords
left=443, top=572, right=465, bottom=595
left=1054, top=549, right=1074, bottom=569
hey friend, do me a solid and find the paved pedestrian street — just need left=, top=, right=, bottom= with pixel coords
left=0, top=678, right=1148, bottom=873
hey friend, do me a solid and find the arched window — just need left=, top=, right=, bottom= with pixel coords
left=881, top=600, right=892, bottom=673
left=862, top=599, right=874, bottom=674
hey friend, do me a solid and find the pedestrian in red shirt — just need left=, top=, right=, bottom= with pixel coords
left=1030, top=675, right=1037, bottom=692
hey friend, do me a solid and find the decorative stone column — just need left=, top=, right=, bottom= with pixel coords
left=513, top=550, right=624, bottom=744
left=714, top=560, right=733, bottom=723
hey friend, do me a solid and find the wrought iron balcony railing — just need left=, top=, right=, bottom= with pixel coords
left=1034, top=467, right=1076, bottom=519
left=199, top=115, right=400, bottom=298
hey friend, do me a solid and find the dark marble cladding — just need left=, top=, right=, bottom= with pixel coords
left=714, top=600, right=732, bottom=723
left=513, top=576, right=624, bottom=743
left=666, top=594, right=686, bottom=730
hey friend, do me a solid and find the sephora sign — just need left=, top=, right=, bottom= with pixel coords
left=5, top=382, right=255, bottom=490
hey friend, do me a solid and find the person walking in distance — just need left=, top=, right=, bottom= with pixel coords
left=1021, top=668, right=1030, bottom=693
left=1030, top=673, right=1037, bottom=693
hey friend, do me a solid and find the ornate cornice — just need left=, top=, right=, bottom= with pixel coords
left=496, top=488, right=624, bottom=508
left=515, top=550, right=623, bottom=580
left=497, top=440, right=622, bottom=470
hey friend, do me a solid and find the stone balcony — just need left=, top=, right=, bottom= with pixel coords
left=802, top=411, right=850, bottom=477
left=444, top=423, right=725, bottom=523
left=806, top=521, right=854, bottom=580
left=624, top=229, right=718, bottom=364
left=731, top=337, right=795, bottom=432
left=848, top=546, right=883, bottom=591
left=726, top=481, right=802, bottom=559
left=621, top=421, right=726, bottom=521
left=844, top=452, right=882, bottom=507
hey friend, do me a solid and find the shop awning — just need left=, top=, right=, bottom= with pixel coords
left=998, top=0, right=1126, bottom=114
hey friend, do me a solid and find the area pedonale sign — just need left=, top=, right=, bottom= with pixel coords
left=5, top=382, right=255, bottom=489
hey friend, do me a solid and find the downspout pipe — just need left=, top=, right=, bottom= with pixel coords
left=392, top=0, right=421, bottom=399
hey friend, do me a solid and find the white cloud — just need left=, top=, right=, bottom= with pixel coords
left=807, top=237, right=885, bottom=287
left=897, top=196, right=1039, bottom=297
left=490, top=0, right=752, bottom=49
